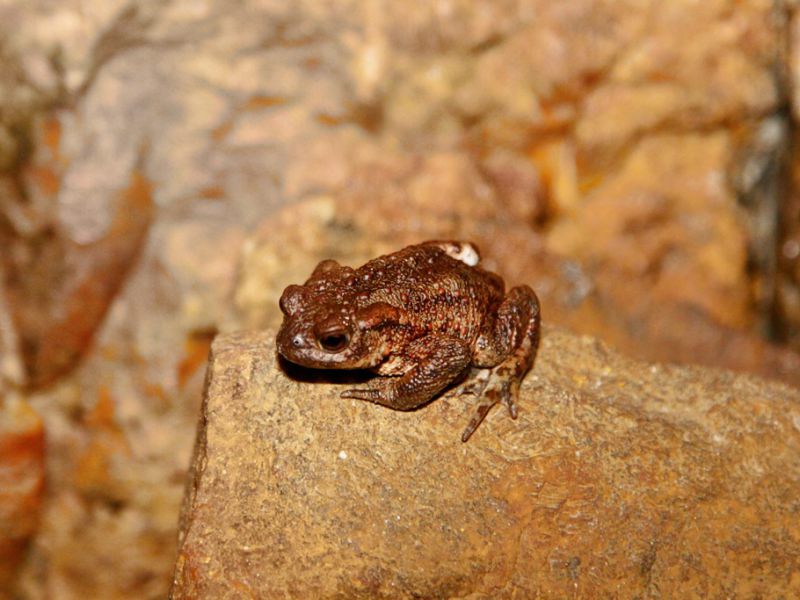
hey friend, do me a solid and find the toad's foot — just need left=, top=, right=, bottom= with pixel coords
left=460, top=366, right=520, bottom=442
left=455, top=368, right=491, bottom=397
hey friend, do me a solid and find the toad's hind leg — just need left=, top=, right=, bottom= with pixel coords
left=461, top=285, right=541, bottom=442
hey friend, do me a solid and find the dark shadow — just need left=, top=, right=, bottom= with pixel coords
left=277, top=353, right=479, bottom=413
left=276, top=353, right=377, bottom=385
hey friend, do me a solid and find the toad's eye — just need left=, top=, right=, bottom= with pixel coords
left=318, top=331, right=350, bottom=352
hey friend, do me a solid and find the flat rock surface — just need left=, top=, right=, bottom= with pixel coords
left=172, top=329, right=800, bottom=599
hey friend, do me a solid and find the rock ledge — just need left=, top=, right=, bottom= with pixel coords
left=171, top=328, right=800, bottom=599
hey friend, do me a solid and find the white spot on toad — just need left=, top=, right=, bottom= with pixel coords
left=441, top=242, right=480, bottom=266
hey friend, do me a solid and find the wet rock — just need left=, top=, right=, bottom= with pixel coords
left=172, top=329, right=800, bottom=599
left=0, top=397, right=44, bottom=597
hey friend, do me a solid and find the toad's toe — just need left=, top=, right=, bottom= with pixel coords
left=341, top=388, right=383, bottom=401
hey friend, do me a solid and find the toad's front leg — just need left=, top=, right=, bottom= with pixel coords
left=341, top=336, right=471, bottom=411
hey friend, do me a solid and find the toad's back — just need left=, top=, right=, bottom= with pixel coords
left=351, top=243, right=505, bottom=342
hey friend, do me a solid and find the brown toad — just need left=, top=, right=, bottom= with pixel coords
left=276, top=240, right=541, bottom=441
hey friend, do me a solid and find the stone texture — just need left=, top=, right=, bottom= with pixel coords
left=172, top=329, right=800, bottom=599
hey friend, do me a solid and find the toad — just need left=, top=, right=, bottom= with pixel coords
left=276, top=241, right=541, bottom=441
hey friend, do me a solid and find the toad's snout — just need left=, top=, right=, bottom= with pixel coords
left=276, top=323, right=311, bottom=358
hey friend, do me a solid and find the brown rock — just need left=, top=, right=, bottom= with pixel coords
left=552, top=133, right=751, bottom=329
left=0, top=397, right=44, bottom=596
left=1, top=114, right=154, bottom=388
left=171, top=329, right=800, bottom=599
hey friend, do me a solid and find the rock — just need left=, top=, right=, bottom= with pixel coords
left=0, top=397, right=44, bottom=597
left=554, top=133, right=750, bottom=329
left=171, top=329, right=800, bottom=599
left=1, top=114, right=154, bottom=388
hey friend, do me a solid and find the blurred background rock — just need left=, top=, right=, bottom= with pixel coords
left=0, top=1, right=799, bottom=597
